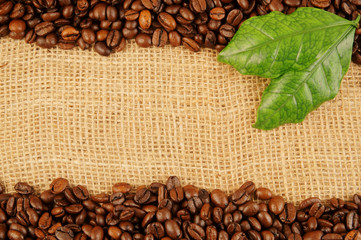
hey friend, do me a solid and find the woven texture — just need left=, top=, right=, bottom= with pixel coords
left=0, top=38, right=361, bottom=203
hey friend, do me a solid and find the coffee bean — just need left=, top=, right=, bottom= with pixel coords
left=310, top=0, right=331, bottom=7
left=190, top=0, right=207, bottom=13
left=152, top=28, right=168, bottom=47
left=269, top=196, right=285, bottom=215
left=93, top=3, right=107, bottom=21
left=38, top=212, right=52, bottom=229
left=35, top=22, right=55, bottom=37
left=13, top=182, right=33, bottom=195
left=219, top=24, right=235, bottom=38
left=125, top=10, right=140, bottom=21
left=146, top=222, right=165, bottom=239
left=10, top=3, right=25, bottom=19
left=187, top=223, right=205, bottom=240
left=0, top=1, right=13, bottom=16
left=24, top=29, right=36, bottom=43
left=135, top=33, right=152, bottom=47
left=106, top=29, right=121, bottom=48
left=211, top=189, right=228, bottom=208
left=209, top=7, right=226, bottom=20
left=0, top=25, right=9, bottom=38
left=279, top=203, right=296, bottom=224
left=49, top=178, right=69, bottom=194
left=61, top=26, right=80, bottom=41
left=139, top=10, right=152, bottom=30
left=158, top=12, right=177, bottom=31
left=141, top=0, right=161, bottom=12
left=122, top=27, right=138, bottom=39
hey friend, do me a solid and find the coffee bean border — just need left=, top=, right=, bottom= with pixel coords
left=0, top=177, right=360, bottom=239
left=1, top=0, right=361, bottom=63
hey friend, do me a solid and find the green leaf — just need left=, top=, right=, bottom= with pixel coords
left=217, top=8, right=358, bottom=78
left=253, top=18, right=357, bottom=130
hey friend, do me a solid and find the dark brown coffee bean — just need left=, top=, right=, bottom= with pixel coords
left=0, top=1, right=13, bottom=15
left=158, top=12, right=177, bottom=31
left=269, top=196, right=285, bottom=215
left=310, top=0, right=331, bottom=7
left=309, top=203, right=325, bottom=218
left=10, top=3, right=25, bottom=19
left=9, top=19, right=26, bottom=33
left=9, top=30, right=25, bottom=39
left=122, top=27, right=138, bottom=39
left=134, top=188, right=151, bottom=204
left=190, top=0, right=207, bottom=13
left=49, top=178, right=68, bottom=194
left=346, top=211, right=359, bottom=230
left=210, top=189, right=228, bottom=208
left=141, top=0, right=161, bottom=11
left=165, top=220, right=182, bottom=239
left=0, top=25, right=9, bottom=38
left=9, top=223, right=27, bottom=236
left=279, top=203, right=296, bottom=224
left=283, top=0, right=301, bottom=6
left=6, top=196, right=16, bottom=216
left=34, top=22, right=55, bottom=37
left=106, top=29, right=121, bottom=48
left=321, top=233, right=342, bottom=240
left=219, top=24, right=235, bottom=38
left=152, top=28, right=168, bottom=47
left=168, top=30, right=181, bottom=47
left=209, top=7, right=225, bottom=20
left=169, top=187, right=184, bottom=203
left=93, top=3, right=107, bottom=21
left=165, top=5, right=181, bottom=14
left=288, top=233, right=302, bottom=240
left=146, top=222, right=165, bottom=239
left=303, top=231, right=323, bottom=240
left=345, top=230, right=361, bottom=239
left=61, top=26, right=80, bottom=41
left=7, top=229, right=24, bottom=240
left=42, top=12, right=61, bottom=22
left=125, top=10, right=140, bottom=21
left=135, top=33, right=152, bottom=47
left=111, top=183, right=131, bottom=194
left=96, top=29, right=109, bottom=41
left=38, top=212, right=52, bottom=230
left=187, top=223, right=205, bottom=240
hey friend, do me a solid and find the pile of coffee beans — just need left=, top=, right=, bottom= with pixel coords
left=0, top=177, right=361, bottom=240
left=0, top=0, right=361, bottom=61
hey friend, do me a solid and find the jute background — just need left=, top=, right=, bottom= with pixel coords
left=0, top=38, right=360, bottom=203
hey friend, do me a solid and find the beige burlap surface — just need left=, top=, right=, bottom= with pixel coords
left=0, top=37, right=361, bottom=203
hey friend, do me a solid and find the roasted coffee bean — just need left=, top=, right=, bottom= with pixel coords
left=125, top=10, right=140, bottom=21
left=38, top=212, right=52, bottom=229
left=190, top=0, right=207, bottom=12
left=0, top=1, right=13, bottom=16
left=135, top=33, right=152, bottom=47
left=9, top=19, right=26, bottom=33
left=10, top=3, right=25, bottom=19
left=96, top=29, right=109, bottom=41
left=310, top=0, right=331, bottom=7
left=158, top=12, right=177, bottom=31
left=122, top=27, right=138, bottom=39
left=211, top=189, right=228, bottom=208
left=113, top=183, right=132, bottom=194
left=0, top=25, right=9, bottom=38
left=139, top=10, right=152, bottom=30
left=219, top=24, right=235, bottom=38
left=279, top=203, right=296, bottom=224
left=209, top=7, right=226, bottom=20
left=135, top=188, right=151, bottom=204
left=269, top=196, right=285, bottom=215
left=106, top=29, right=121, bottom=48
left=152, top=28, right=168, bottom=47
left=146, top=222, right=165, bottom=239
left=34, top=22, right=55, bottom=37
left=168, top=30, right=181, bottom=47
left=61, top=26, right=80, bottom=41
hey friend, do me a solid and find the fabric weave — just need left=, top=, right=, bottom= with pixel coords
left=0, top=38, right=360, bottom=203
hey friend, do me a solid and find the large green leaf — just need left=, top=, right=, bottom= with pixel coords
left=253, top=21, right=356, bottom=130
left=217, top=8, right=357, bottom=78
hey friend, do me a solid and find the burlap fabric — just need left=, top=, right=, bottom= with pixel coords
left=0, top=37, right=360, bottom=203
